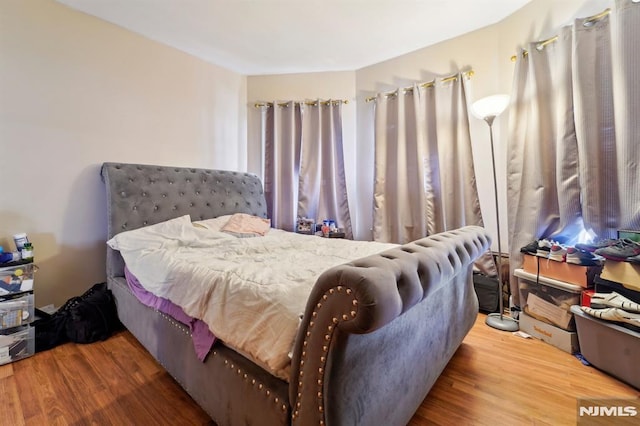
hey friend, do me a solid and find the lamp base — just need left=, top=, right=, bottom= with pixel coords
left=485, top=313, right=519, bottom=332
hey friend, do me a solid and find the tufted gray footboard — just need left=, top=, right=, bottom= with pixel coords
left=290, top=226, right=490, bottom=425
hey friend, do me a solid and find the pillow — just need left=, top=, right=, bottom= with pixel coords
left=192, top=215, right=234, bottom=232
left=220, top=213, right=271, bottom=238
left=107, top=215, right=194, bottom=251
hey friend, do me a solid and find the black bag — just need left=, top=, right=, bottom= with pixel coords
left=472, top=272, right=500, bottom=313
left=65, top=282, right=121, bottom=343
left=34, top=282, right=121, bottom=352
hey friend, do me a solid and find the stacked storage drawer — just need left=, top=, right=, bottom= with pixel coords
left=515, top=268, right=582, bottom=353
left=0, top=262, right=36, bottom=365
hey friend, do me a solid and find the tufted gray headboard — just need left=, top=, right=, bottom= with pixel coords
left=101, top=162, right=268, bottom=279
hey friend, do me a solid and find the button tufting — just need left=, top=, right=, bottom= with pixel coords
left=154, top=205, right=158, bottom=211
left=132, top=206, right=137, bottom=210
left=120, top=191, right=126, bottom=197
left=190, top=202, right=194, bottom=207
left=141, top=192, right=147, bottom=197
left=173, top=206, right=178, bottom=210
left=143, top=221, right=148, bottom=225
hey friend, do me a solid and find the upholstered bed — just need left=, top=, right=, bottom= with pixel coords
left=101, top=162, right=491, bottom=426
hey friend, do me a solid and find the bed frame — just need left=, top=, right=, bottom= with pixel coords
left=101, top=162, right=491, bottom=425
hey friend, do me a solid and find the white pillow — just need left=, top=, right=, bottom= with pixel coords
left=107, top=215, right=195, bottom=251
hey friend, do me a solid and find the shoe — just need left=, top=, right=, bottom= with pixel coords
left=590, top=292, right=640, bottom=313
left=565, top=247, right=604, bottom=266
left=627, top=253, right=640, bottom=265
left=536, top=239, right=554, bottom=258
left=520, top=240, right=538, bottom=255
left=594, top=238, right=640, bottom=261
left=581, top=306, right=640, bottom=327
left=549, top=244, right=567, bottom=262
left=575, top=239, right=618, bottom=253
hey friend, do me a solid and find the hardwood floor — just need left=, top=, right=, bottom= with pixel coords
left=1, top=313, right=637, bottom=425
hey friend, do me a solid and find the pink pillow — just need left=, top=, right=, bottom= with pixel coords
left=221, top=213, right=271, bottom=237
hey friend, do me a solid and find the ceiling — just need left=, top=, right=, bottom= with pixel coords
left=57, top=0, right=532, bottom=75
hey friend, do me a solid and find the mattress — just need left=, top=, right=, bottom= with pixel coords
left=107, top=214, right=396, bottom=381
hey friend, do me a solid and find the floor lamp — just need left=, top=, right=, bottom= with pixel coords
left=472, top=94, right=519, bottom=332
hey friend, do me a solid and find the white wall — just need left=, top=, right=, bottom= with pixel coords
left=0, top=0, right=247, bottom=307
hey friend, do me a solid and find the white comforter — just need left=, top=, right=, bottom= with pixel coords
left=107, top=215, right=396, bottom=381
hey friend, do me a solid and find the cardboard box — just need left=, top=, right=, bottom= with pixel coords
left=571, top=305, right=640, bottom=389
left=515, top=268, right=582, bottom=331
left=522, top=254, right=600, bottom=288
left=519, top=312, right=579, bottom=354
left=526, top=292, right=573, bottom=330
left=600, top=261, right=640, bottom=292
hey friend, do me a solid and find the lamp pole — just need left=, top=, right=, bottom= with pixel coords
left=483, top=115, right=519, bottom=332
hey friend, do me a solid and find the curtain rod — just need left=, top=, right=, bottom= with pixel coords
left=364, top=69, right=474, bottom=103
left=510, top=7, right=611, bottom=62
left=254, top=99, right=348, bottom=108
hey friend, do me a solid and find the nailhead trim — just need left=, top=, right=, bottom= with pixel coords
left=158, top=310, right=286, bottom=411
left=216, top=349, right=285, bottom=409
left=293, top=285, right=358, bottom=424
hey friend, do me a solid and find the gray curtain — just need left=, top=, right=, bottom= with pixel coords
left=298, top=101, right=353, bottom=239
left=373, top=74, right=495, bottom=274
left=263, top=101, right=301, bottom=232
left=507, top=0, right=640, bottom=305
left=263, top=100, right=352, bottom=236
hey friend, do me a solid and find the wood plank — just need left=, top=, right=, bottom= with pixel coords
left=2, top=313, right=638, bottom=425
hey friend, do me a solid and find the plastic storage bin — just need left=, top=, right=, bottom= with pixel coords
left=0, top=325, right=35, bottom=365
left=571, top=305, right=640, bottom=390
left=0, top=262, right=36, bottom=294
left=515, top=268, right=582, bottom=331
left=0, top=292, right=34, bottom=330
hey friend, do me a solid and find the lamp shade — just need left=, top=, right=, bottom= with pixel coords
left=472, top=94, right=510, bottom=120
